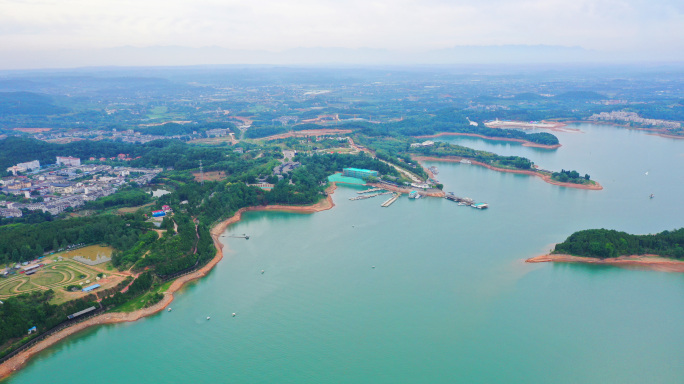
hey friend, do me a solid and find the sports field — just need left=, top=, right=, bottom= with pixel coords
left=0, top=260, right=119, bottom=300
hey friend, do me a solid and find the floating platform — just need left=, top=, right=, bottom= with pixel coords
left=445, top=192, right=488, bottom=209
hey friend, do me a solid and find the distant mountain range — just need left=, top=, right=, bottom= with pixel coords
left=0, top=45, right=663, bottom=70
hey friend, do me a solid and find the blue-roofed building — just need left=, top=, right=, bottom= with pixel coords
left=342, top=168, right=378, bottom=180
left=82, top=283, right=101, bottom=292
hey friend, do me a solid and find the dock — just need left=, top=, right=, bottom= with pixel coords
left=445, top=192, right=488, bottom=209
left=357, top=188, right=383, bottom=194
left=381, top=193, right=400, bottom=207
left=350, top=191, right=393, bottom=201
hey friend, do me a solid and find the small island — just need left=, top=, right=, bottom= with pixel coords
left=527, top=228, right=684, bottom=272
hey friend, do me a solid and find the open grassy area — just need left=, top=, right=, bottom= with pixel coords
left=0, top=259, right=112, bottom=300
left=111, top=280, right=173, bottom=313
left=189, top=136, right=236, bottom=146
left=117, top=202, right=154, bottom=214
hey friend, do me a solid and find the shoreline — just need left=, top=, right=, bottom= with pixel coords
left=367, top=182, right=445, bottom=197
left=526, top=254, right=684, bottom=273
left=412, top=156, right=603, bottom=190
left=568, top=120, right=684, bottom=139
left=0, top=184, right=338, bottom=381
left=413, top=132, right=562, bottom=149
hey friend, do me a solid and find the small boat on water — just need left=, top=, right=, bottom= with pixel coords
left=207, top=316, right=211, bottom=320
left=168, top=307, right=172, bottom=312
left=460, top=159, right=472, bottom=164
left=408, top=191, right=421, bottom=199
left=650, top=194, right=655, bottom=199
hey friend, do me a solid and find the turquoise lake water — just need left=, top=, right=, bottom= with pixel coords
left=5, top=124, right=684, bottom=383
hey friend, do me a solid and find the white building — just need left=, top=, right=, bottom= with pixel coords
left=6, top=160, right=40, bottom=175
left=56, top=156, right=81, bottom=167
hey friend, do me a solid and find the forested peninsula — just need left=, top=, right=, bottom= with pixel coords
left=527, top=228, right=684, bottom=272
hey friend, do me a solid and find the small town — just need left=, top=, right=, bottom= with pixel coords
left=1, top=156, right=162, bottom=217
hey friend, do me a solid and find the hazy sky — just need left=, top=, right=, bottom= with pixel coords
left=1, top=0, right=683, bottom=66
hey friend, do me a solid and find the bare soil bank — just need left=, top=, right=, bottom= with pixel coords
left=526, top=254, right=684, bottom=273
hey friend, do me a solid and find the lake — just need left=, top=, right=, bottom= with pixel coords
left=5, top=124, right=683, bottom=384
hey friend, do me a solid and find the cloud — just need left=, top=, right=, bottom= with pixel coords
left=0, top=0, right=682, bottom=64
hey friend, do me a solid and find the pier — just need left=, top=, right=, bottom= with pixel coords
left=350, top=191, right=393, bottom=201
left=357, top=188, right=383, bottom=194
left=381, top=193, right=400, bottom=207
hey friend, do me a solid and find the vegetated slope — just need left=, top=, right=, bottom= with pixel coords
left=0, top=92, right=69, bottom=116
left=553, top=228, right=684, bottom=259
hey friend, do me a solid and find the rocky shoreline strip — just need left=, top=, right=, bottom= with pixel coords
left=526, top=254, right=684, bottom=273
left=0, top=184, right=338, bottom=381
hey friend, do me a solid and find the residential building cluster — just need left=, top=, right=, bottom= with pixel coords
left=588, top=111, right=682, bottom=129
left=29, top=128, right=211, bottom=144
left=1, top=157, right=161, bottom=217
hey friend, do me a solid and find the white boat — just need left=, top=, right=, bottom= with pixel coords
left=460, top=159, right=472, bottom=164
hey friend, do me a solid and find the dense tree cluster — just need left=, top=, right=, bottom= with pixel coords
left=134, top=121, right=235, bottom=136
left=82, top=188, right=152, bottom=211
left=410, top=142, right=534, bottom=170
left=551, top=169, right=591, bottom=184
left=0, top=137, right=146, bottom=171
left=0, top=214, right=145, bottom=264
left=0, top=290, right=96, bottom=356
left=553, top=228, right=684, bottom=259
